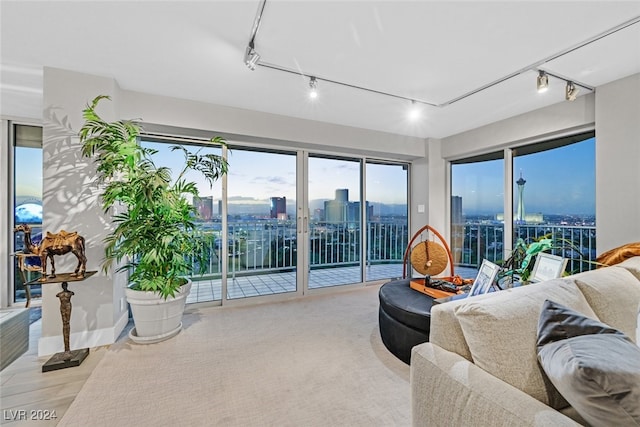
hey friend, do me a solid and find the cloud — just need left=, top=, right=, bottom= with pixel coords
left=251, top=176, right=295, bottom=187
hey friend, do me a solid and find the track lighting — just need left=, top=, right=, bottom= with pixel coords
left=408, top=101, right=421, bottom=121
left=244, top=45, right=260, bottom=71
left=565, top=81, right=579, bottom=101
left=536, top=71, right=549, bottom=93
left=309, top=76, right=318, bottom=99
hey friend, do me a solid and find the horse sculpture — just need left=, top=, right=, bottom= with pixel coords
left=14, top=224, right=87, bottom=281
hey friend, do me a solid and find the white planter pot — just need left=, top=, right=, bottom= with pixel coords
left=125, top=279, right=192, bottom=344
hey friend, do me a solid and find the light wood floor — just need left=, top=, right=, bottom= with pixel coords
left=0, top=315, right=107, bottom=426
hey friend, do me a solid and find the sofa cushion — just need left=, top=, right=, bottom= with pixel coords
left=537, top=299, right=640, bottom=426
left=454, top=278, right=597, bottom=409
left=616, top=256, right=640, bottom=281
left=572, top=266, right=640, bottom=343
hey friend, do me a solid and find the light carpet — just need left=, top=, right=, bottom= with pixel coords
left=59, top=284, right=410, bottom=426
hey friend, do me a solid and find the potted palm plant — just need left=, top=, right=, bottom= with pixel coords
left=79, top=95, right=228, bottom=343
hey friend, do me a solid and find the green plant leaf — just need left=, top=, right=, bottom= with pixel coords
left=79, top=95, right=229, bottom=297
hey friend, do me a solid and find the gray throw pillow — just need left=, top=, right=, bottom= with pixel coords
left=537, top=299, right=640, bottom=427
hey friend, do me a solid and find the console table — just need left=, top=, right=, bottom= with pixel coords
left=27, top=271, right=96, bottom=372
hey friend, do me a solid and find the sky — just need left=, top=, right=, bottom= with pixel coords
left=144, top=141, right=408, bottom=213
left=451, top=137, right=595, bottom=216
left=14, top=147, right=43, bottom=200
left=16, top=137, right=593, bottom=217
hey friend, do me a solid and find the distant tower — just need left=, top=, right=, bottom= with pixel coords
left=335, top=189, right=348, bottom=202
left=270, top=197, right=287, bottom=219
left=516, top=172, right=526, bottom=223
left=193, top=196, right=213, bottom=221
left=451, top=196, right=463, bottom=224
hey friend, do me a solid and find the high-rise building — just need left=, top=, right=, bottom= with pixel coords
left=324, top=189, right=371, bottom=223
left=496, top=173, right=543, bottom=224
left=193, top=196, right=213, bottom=220
left=335, top=189, right=348, bottom=202
left=516, top=173, right=526, bottom=224
left=313, top=208, right=324, bottom=221
left=270, top=196, right=287, bottom=219
left=451, top=196, right=463, bottom=224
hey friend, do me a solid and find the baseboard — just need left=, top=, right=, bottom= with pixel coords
left=38, top=311, right=129, bottom=357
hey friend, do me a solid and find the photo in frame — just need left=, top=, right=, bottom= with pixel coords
left=468, top=259, right=500, bottom=296
left=529, top=252, right=568, bottom=283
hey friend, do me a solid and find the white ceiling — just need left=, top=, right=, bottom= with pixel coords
left=1, top=1, right=639, bottom=139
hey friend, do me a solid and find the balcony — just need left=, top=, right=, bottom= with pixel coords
left=12, top=221, right=597, bottom=305
left=186, top=219, right=410, bottom=303
left=452, top=222, right=597, bottom=274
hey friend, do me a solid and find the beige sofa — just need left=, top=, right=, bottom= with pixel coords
left=410, top=256, right=640, bottom=426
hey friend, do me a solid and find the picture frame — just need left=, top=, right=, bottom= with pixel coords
left=468, top=259, right=500, bottom=296
left=529, top=252, right=568, bottom=283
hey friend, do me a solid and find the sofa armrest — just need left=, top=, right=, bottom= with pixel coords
left=410, top=343, right=582, bottom=427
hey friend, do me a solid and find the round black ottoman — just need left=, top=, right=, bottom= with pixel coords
left=378, top=279, right=435, bottom=364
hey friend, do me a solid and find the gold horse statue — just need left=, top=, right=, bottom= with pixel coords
left=14, top=224, right=87, bottom=281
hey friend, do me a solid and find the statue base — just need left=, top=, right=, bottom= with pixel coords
left=42, top=348, right=89, bottom=372
left=27, top=271, right=97, bottom=373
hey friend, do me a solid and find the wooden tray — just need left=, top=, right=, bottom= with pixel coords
left=410, top=279, right=456, bottom=299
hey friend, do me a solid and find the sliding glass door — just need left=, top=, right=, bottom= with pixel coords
left=365, top=161, right=408, bottom=282
left=226, top=149, right=298, bottom=300
left=307, top=155, right=362, bottom=288
left=141, top=138, right=409, bottom=304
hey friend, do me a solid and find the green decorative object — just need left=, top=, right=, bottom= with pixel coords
left=498, top=234, right=587, bottom=287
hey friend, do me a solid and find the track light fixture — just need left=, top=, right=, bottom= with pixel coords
left=245, top=45, right=260, bottom=71
left=536, top=71, right=549, bottom=93
left=565, top=81, right=579, bottom=101
left=245, top=0, right=601, bottom=110
left=309, top=76, right=318, bottom=99
left=535, top=70, right=588, bottom=101
left=408, top=100, right=421, bottom=121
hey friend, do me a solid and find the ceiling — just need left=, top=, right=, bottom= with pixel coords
left=1, top=1, right=639, bottom=139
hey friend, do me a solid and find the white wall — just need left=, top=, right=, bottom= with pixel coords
left=440, top=94, right=596, bottom=160
left=119, top=90, right=426, bottom=161
left=39, top=68, right=128, bottom=356
left=410, top=155, right=428, bottom=237
left=595, top=73, right=640, bottom=252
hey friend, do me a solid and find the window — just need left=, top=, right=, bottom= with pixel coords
left=365, top=161, right=408, bottom=281
left=450, top=152, right=504, bottom=269
left=512, top=133, right=596, bottom=274
left=450, top=132, right=596, bottom=276
left=130, top=139, right=410, bottom=303
left=226, top=148, right=298, bottom=300
left=141, top=139, right=225, bottom=302
left=308, top=155, right=362, bottom=287
left=13, top=124, right=43, bottom=304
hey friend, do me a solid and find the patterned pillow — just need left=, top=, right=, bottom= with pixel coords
left=537, top=299, right=640, bottom=426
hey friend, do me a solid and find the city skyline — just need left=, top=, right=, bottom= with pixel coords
left=15, top=139, right=594, bottom=218
left=452, top=137, right=595, bottom=216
